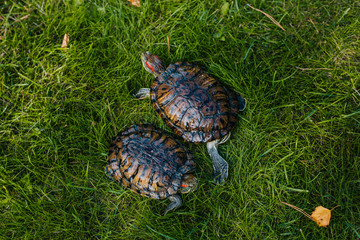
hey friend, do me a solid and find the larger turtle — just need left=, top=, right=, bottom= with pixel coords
left=105, top=124, right=197, bottom=214
left=135, top=52, right=246, bottom=184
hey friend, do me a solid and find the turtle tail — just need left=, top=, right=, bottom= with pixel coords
left=237, top=94, right=246, bottom=111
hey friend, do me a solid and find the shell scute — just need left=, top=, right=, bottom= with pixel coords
left=180, top=108, right=201, bottom=130
left=123, top=159, right=139, bottom=179
left=155, top=83, right=177, bottom=106
left=163, top=96, right=189, bottom=124
left=214, top=114, right=229, bottom=130
left=200, top=100, right=217, bottom=116
left=176, top=81, right=197, bottom=96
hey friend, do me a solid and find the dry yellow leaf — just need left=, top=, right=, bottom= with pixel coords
left=61, top=33, right=69, bottom=49
left=128, top=0, right=140, bottom=7
left=311, top=206, right=331, bottom=227
left=281, top=202, right=335, bottom=228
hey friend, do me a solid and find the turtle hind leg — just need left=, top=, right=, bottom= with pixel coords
left=164, top=194, right=182, bottom=215
left=237, top=94, right=246, bottom=111
left=134, top=88, right=151, bottom=99
left=207, top=140, right=228, bottom=184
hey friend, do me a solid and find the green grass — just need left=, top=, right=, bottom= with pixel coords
left=1, top=0, right=359, bottom=239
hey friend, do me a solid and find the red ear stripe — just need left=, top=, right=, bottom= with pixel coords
left=180, top=184, right=188, bottom=188
left=145, top=62, right=154, bottom=72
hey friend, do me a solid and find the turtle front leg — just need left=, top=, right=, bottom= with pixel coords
left=134, top=88, right=151, bottom=99
left=164, top=194, right=182, bottom=215
left=207, top=138, right=229, bottom=184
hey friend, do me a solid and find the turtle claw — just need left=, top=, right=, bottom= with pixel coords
left=134, top=88, right=150, bottom=99
left=213, top=169, right=228, bottom=184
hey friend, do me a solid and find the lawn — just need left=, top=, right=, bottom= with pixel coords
left=1, top=0, right=360, bottom=239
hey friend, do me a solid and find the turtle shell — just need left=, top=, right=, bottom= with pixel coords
left=150, top=62, right=245, bottom=143
left=105, top=124, right=196, bottom=199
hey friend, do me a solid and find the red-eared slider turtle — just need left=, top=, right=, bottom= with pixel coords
left=135, top=52, right=246, bottom=184
left=105, top=124, right=197, bottom=214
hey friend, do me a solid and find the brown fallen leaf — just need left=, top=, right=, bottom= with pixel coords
left=128, top=0, right=140, bottom=7
left=281, top=202, right=338, bottom=227
left=311, top=206, right=331, bottom=227
left=61, top=33, right=69, bottom=49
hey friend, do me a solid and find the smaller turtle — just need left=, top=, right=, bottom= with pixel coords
left=105, top=124, right=197, bottom=214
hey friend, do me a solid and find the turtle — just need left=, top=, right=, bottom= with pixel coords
left=105, top=124, right=197, bottom=214
left=135, top=51, right=246, bottom=184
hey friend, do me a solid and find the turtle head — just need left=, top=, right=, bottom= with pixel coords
left=179, top=174, right=198, bottom=194
left=141, top=51, right=166, bottom=77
